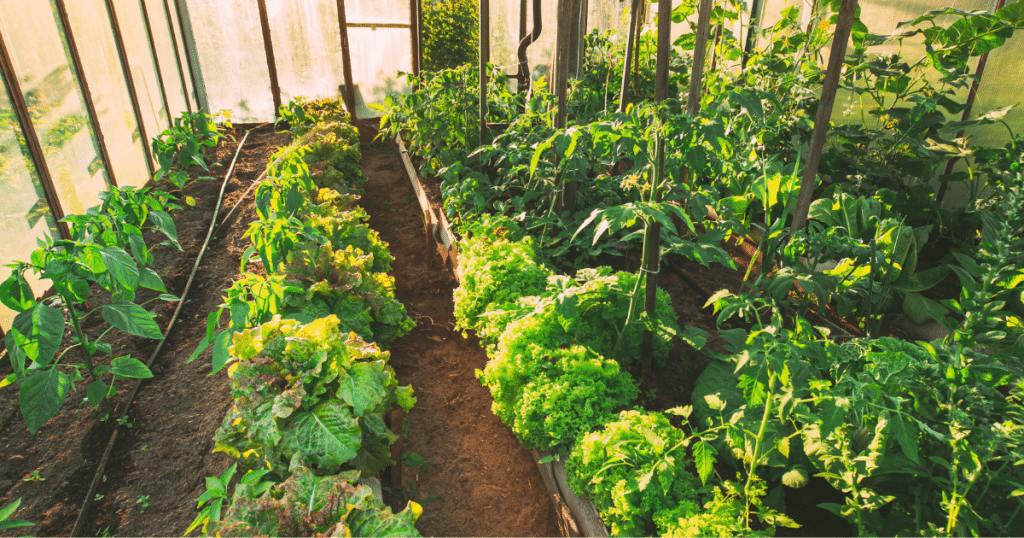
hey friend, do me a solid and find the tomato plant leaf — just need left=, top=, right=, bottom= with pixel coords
left=87, top=380, right=107, bottom=405
left=99, top=247, right=140, bottom=291
left=7, top=304, right=65, bottom=369
left=692, top=439, right=716, bottom=486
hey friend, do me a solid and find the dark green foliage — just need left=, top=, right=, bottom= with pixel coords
left=421, top=0, right=478, bottom=72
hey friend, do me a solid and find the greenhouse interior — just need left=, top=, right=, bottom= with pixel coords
left=1, top=0, right=1023, bottom=536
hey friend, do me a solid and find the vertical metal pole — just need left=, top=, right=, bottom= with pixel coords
left=255, top=0, right=282, bottom=117
left=105, top=0, right=156, bottom=175
left=0, top=29, right=70, bottom=240
left=410, top=0, right=421, bottom=77
left=336, top=0, right=358, bottom=119
left=161, top=0, right=193, bottom=114
left=936, top=0, right=1006, bottom=205
left=791, top=0, right=859, bottom=233
left=139, top=0, right=174, bottom=129
left=173, top=0, right=205, bottom=112
left=53, top=0, right=119, bottom=187
left=479, top=0, right=490, bottom=144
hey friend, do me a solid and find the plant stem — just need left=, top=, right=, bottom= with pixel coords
left=63, top=292, right=114, bottom=417
left=744, top=371, right=775, bottom=530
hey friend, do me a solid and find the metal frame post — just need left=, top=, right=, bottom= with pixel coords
left=54, top=0, right=119, bottom=187
left=411, top=0, right=421, bottom=77
left=479, top=0, right=490, bottom=144
left=0, top=28, right=71, bottom=240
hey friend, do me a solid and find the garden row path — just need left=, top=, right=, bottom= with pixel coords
left=356, top=131, right=563, bottom=537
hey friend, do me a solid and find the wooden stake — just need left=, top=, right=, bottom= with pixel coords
left=790, top=0, right=859, bottom=233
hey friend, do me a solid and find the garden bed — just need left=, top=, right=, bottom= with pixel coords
left=0, top=123, right=290, bottom=537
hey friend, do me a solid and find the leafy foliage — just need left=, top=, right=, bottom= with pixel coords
left=566, top=410, right=706, bottom=537
left=420, top=0, right=478, bottom=72
left=207, top=464, right=420, bottom=537
left=213, top=316, right=415, bottom=479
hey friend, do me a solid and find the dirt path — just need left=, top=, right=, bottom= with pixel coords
left=357, top=135, right=562, bottom=537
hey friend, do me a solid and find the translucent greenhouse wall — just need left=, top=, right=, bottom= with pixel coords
left=0, top=0, right=189, bottom=330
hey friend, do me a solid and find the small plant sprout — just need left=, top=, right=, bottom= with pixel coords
left=136, top=495, right=150, bottom=514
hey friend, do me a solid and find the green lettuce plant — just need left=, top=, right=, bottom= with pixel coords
left=205, top=463, right=421, bottom=537
left=213, top=316, right=415, bottom=479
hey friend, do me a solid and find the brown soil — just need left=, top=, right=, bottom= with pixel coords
left=0, top=124, right=290, bottom=537
left=359, top=134, right=562, bottom=537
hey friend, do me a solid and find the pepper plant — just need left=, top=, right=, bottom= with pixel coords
left=1, top=229, right=174, bottom=433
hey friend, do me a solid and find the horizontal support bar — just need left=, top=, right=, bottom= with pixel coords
left=347, top=22, right=411, bottom=29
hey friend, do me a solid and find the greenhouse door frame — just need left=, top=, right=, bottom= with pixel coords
left=335, top=0, right=421, bottom=121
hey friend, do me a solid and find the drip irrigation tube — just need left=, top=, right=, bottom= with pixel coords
left=70, top=130, right=252, bottom=537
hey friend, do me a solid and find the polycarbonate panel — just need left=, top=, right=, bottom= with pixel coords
left=144, top=0, right=189, bottom=119
left=184, top=0, right=274, bottom=122
left=0, top=1, right=109, bottom=218
left=491, top=0, right=636, bottom=79
left=0, top=76, right=60, bottom=331
left=345, top=0, right=410, bottom=25
left=348, top=27, right=413, bottom=118
left=165, top=0, right=198, bottom=111
left=963, top=27, right=1024, bottom=150
left=65, top=0, right=152, bottom=188
left=270, top=0, right=348, bottom=106
left=113, top=0, right=170, bottom=140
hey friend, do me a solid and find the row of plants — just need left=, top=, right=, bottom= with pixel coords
left=184, top=97, right=421, bottom=537
left=382, top=0, right=1024, bottom=535
left=0, top=109, right=233, bottom=528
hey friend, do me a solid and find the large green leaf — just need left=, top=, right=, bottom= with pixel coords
left=0, top=273, right=34, bottom=312
left=111, top=357, right=154, bottom=379
left=338, top=362, right=389, bottom=417
left=284, top=399, right=361, bottom=470
left=19, top=367, right=70, bottom=434
left=99, top=247, right=140, bottom=290
left=102, top=302, right=164, bottom=339
left=148, top=210, right=179, bottom=245
left=138, top=267, right=167, bottom=292
left=7, top=304, right=65, bottom=370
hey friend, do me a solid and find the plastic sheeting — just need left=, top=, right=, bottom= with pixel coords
left=0, top=1, right=102, bottom=327
left=268, top=0, right=348, bottom=107
left=65, top=0, right=152, bottom=188
left=185, top=0, right=274, bottom=121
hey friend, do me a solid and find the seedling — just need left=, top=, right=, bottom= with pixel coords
left=22, top=470, right=44, bottom=482
left=136, top=495, right=149, bottom=514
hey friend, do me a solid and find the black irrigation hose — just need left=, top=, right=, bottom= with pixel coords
left=70, top=130, right=252, bottom=537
